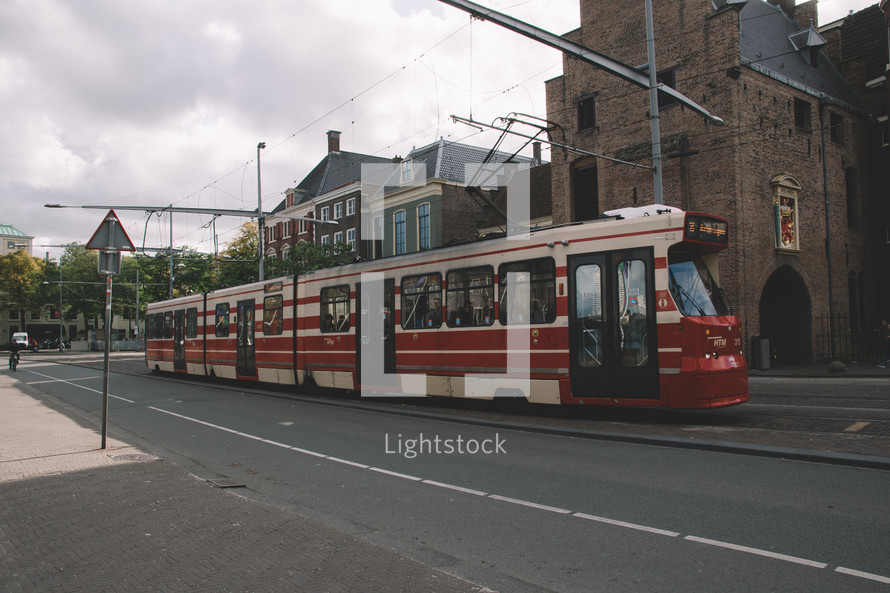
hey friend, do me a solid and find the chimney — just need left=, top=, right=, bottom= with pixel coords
left=327, top=130, right=341, bottom=153
left=766, top=0, right=795, bottom=17
left=794, top=0, right=818, bottom=30
left=533, top=142, right=542, bottom=166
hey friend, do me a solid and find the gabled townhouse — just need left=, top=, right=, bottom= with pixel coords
left=266, top=130, right=392, bottom=261
left=545, top=0, right=876, bottom=364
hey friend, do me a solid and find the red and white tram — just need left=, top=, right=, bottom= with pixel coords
left=145, top=206, right=748, bottom=409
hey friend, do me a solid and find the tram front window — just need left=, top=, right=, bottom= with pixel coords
left=668, top=252, right=729, bottom=317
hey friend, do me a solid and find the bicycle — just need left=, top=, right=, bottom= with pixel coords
left=9, top=350, right=19, bottom=371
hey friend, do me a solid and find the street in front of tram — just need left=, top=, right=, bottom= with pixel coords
left=3, top=351, right=889, bottom=593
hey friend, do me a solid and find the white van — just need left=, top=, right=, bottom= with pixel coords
left=11, top=332, right=29, bottom=350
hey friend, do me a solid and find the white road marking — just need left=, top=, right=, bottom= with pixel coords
left=684, top=535, right=828, bottom=568
left=574, top=512, right=680, bottom=537
left=835, top=566, right=890, bottom=584
left=24, top=369, right=135, bottom=403
left=488, top=494, right=571, bottom=514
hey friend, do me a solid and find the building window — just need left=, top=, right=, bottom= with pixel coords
left=879, top=116, right=889, bottom=148
left=334, top=202, right=343, bottom=219
left=299, top=219, right=306, bottom=234
left=829, top=112, right=844, bottom=144
left=794, top=98, right=811, bottom=131
left=394, top=210, right=406, bottom=255
left=346, top=228, right=356, bottom=251
left=334, top=231, right=343, bottom=244
left=347, top=197, right=356, bottom=216
left=772, top=175, right=801, bottom=251
left=418, top=203, right=430, bottom=251
left=656, top=68, right=677, bottom=109
left=321, top=206, right=329, bottom=222
left=400, top=159, right=414, bottom=184
left=373, top=216, right=384, bottom=259
left=845, top=167, right=859, bottom=229
left=321, top=234, right=331, bottom=245
left=577, top=94, right=596, bottom=132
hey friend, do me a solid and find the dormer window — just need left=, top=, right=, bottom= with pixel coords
left=788, top=25, right=826, bottom=68
left=400, top=159, right=414, bottom=184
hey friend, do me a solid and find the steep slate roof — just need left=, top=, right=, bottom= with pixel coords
left=404, top=137, right=538, bottom=186
left=729, top=0, right=869, bottom=114
left=0, top=225, right=32, bottom=239
left=272, top=150, right=392, bottom=213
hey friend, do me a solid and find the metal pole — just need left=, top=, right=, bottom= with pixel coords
left=168, top=207, right=174, bottom=298
left=135, top=268, right=140, bottom=348
left=257, top=142, right=266, bottom=282
left=645, top=0, right=663, bottom=205
left=101, top=273, right=112, bottom=449
left=58, top=268, right=64, bottom=351
left=819, top=99, right=835, bottom=360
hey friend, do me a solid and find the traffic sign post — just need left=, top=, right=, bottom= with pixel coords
left=85, top=211, right=135, bottom=449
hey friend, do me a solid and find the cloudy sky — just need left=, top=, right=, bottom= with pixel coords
left=0, top=0, right=874, bottom=261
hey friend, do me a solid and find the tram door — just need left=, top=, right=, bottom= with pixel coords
left=567, top=249, right=659, bottom=399
left=173, top=309, right=186, bottom=371
left=236, top=299, right=256, bottom=377
left=356, top=278, right=396, bottom=384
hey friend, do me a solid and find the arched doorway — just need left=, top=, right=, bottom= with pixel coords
left=759, top=266, right=812, bottom=365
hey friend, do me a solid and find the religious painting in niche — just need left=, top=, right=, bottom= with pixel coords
left=771, top=175, right=801, bottom=251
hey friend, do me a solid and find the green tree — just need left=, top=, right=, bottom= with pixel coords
left=217, top=221, right=260, bottom=288
left=0, top=250, right=46, bottom=337
left=266, top=240, right=354, bottom=278
left=59, top=246, right=104, bottom=337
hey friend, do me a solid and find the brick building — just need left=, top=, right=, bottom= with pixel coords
left=545, top=0, right=877, bottom=364
left=266, top=131, right=392, bottom=261
left=820, top=1, right=890, bottom=332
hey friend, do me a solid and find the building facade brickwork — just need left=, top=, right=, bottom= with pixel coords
left=546, top=0, right=878, bottom=363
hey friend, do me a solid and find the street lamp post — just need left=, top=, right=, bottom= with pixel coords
left=257, top=141, right=266, bottom=282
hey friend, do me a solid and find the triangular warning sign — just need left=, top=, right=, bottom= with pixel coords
left=85, top=210, right=136, bottom=251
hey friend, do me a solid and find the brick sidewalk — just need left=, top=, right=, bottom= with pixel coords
left=0, top=374, right=491, bottom=593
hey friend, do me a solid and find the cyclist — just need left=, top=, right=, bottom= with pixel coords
left=8, top=341, right=21, bottom=371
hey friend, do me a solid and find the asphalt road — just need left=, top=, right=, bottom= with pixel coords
left=15, top=355, right=890, bottom=593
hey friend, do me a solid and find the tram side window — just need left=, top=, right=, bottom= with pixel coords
left=264, top=296, right=283, bottom=335
left=163, top=311, right=173, bottom=339
left=574, top=264, right=603, bottom=368
left=215, top=303, right=230, bottom=337
left=446, top=266, right=495, bottom=327
left=401, top=273, right=442, bottom=329
left=186, top=308, right=198, bottom=339
left=145, top=314, right=155, bottom=340
left=153, top=314, right=164, bottom=340
left=498, top=258, right=556, bottom=325
left=320, top=285, right=350, bottom=333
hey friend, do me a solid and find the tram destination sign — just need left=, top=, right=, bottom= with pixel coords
left=684, top=214, right=728, bottom=245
